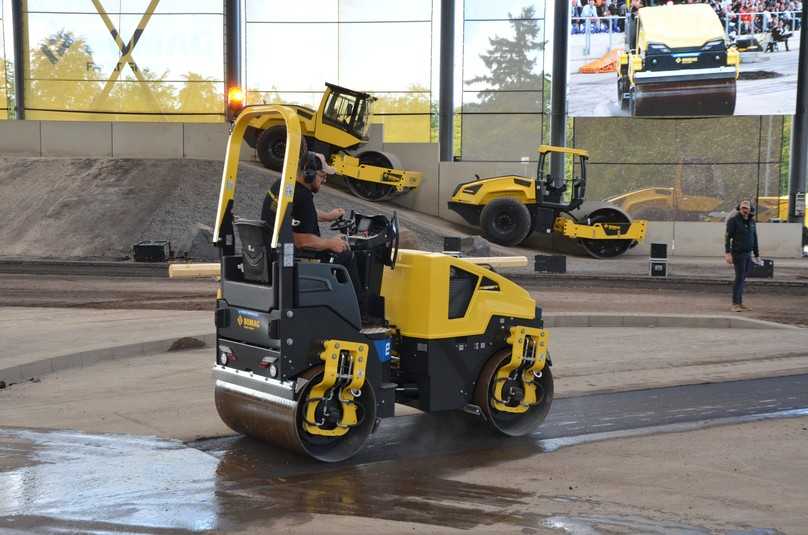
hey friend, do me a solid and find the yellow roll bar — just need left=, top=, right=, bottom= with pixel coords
left=538, top=145, right=590, bottom=158
left=213, top=105, right=303, bottom=248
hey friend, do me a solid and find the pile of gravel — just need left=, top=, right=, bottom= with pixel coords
left=0, top=157, right=450, bottom=260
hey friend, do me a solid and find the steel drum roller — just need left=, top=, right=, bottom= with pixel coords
left=633, top=78, right=736, bottom=117
left=215, top=366, right=377, bottom=463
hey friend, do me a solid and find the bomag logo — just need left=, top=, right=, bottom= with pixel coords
left=236, top=315, right=261, bottom=331
left=675, top=57, right=698, bottom=65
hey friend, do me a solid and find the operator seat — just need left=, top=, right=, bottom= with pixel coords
left=233, top=218, right=363, bottom=328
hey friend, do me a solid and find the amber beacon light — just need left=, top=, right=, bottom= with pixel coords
left=227, top=86, right=245, bottom=120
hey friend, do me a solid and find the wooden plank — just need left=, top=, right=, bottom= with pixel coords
left=463, top=256, right=529, bottom=268
left=168, top=255, right=529, bottom=279
left=168, top=263, right=219, bottom=279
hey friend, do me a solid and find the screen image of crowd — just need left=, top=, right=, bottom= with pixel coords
left=571, top=0, right=802, bottom=41
left=567, top=0, right=801, bottom=116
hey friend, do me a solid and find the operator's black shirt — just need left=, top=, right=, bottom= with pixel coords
left=262, top=180, right=320, bottom=236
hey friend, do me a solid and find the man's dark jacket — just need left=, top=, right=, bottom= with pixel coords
left=724, top=212, right=759, bottom=256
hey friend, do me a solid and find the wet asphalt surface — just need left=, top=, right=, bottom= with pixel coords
left=1, top=374, right=806, bottom=534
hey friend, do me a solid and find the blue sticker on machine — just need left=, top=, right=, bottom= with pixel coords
left=373, top=339, right=391, bottom=362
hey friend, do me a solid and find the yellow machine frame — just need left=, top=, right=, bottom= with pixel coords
left=245, top=84, right=422, bottom=194
left=380, top=250, right=537, bottom=340
left=620, top=4, right=740, bottom=89
left=448, top=145, right=647, bottom=244
left=214, top=104, right=302, bottom=247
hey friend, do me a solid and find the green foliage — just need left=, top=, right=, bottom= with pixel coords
left=781, top=115, right=792, bottom=196
left=25, top=30, right=223, bottom=121
left=461, top=6, right=547, bottom=160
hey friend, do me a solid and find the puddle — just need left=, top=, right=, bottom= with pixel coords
left=545, top=515, right=784, bottom=535
left=0, top=428, right=541, bottom=533
left=0, top=429, right=220, bottom=533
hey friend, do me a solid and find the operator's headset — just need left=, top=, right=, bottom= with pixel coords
left=302, top=151, right=322, bottom=183
left=263, top=147, right=318, bottom=224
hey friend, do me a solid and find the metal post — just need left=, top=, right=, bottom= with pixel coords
left=789, top=0, right=807, bottom=222
left=11, top=0, right=26, bottom=119
left=225, top=0, right=242, bottom=121
left=439, top=0, right=455, bottom=162
left=550, top=0, right=570, bottom=178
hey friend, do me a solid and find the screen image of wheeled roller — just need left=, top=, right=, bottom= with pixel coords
left=568, top=0, right=801, bottom=117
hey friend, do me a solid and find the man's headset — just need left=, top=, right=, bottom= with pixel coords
left=302, top=151, right=321, bottom=184
left=736, top=200, right=755, bottom=214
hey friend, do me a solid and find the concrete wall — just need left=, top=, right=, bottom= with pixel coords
left=0, top=121, right=239, bottom=161
left=1, top=119, right=803, bottom=257
left=665, top=222, right=803, bottom=257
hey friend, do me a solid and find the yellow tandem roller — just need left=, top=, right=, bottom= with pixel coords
left=617, top=4, right=740, bottom=117
left=211, top=105, right=554, bottom=462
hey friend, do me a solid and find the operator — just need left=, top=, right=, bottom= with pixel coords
left=262, top=151, right=364, bottom=300
left=261, top=151, right=346, bottom=250
left=724, top=200, right=760, bottom=312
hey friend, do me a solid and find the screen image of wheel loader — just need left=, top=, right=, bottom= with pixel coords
left=236, top=83, right=421, bottom=202
left=210, top=104, right=554, bottom=463
left=448, top=145, right=647, bottom=258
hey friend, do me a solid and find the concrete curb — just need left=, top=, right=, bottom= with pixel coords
left=510, top=272, right=808, bottom=290
left=0, top=333, right=214, bottom=384
left=543, top=313, right=801, bottom=330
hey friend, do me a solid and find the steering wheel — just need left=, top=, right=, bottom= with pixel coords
left=385, top=211, right=400, bottom=268
left=329, top=213, right=354, bottom=233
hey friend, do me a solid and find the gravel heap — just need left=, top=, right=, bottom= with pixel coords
left=0, top=157, right=448, bottom=260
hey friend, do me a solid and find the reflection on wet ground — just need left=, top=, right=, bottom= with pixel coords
left=544, top=515, right=783, bottom=535
left=1, top=374, right=806, bottom=534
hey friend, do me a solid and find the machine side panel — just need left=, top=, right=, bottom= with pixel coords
left=396, top=313, right=543, bottom=412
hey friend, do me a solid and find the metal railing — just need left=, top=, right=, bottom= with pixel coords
left=571, top=15, right=625, bottom=54
left=722, top=10, right=802, bottom=35
left=571, top=10, right=801, bottom=56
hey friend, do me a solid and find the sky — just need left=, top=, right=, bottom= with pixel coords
left=1, top=0, right=551, bottom=109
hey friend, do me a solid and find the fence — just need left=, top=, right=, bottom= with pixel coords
left=572, top=10, right=802, bottom=57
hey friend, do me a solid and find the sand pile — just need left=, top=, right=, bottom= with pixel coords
left=0, top=157, right=446, bottom=260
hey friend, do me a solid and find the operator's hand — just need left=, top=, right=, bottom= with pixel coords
left=328, top=236, right=349, bottom=254
left=724, top=253, right=733, bottom=265
left=325, top=208, right=346, bottom=222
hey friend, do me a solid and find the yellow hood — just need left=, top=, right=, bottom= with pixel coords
left=638, top=4, right=727, bottom=49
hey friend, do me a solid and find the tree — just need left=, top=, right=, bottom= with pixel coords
left=467, top=6, right=545, bottom=112
left=27, top=30, right=102, bottom=117
left=373, top=86, right=432, bottom=143
left=1, top=58, right=12, bottom=119
left=462, top=7, right=548, bottom=160
left=177, top=72, right=222, bottom=116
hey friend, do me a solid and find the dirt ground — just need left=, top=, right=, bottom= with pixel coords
left=2, top=271, right=806, bottom=328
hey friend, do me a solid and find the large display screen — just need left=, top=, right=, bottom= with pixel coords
left=568, top=0, right=800, bottom=117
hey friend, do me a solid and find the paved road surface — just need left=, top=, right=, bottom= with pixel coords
left=1, top=374, right=806, bottom=534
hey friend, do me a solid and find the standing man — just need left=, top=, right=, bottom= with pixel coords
left=581, top=0, right=599, bottom=55
left=724, top=200, right=760, bottom=312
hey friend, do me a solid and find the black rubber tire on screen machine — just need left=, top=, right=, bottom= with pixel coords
left=479, top=197, right=533, bottom=246
left=256, top=125, right=288, bottom=172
